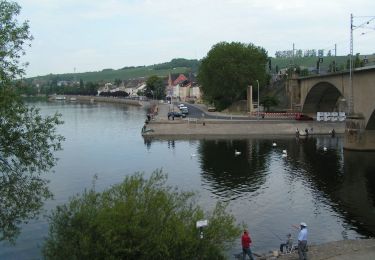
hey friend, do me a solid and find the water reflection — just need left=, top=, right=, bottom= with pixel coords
left=340, top=151, right=375, bottom=236
left=143, top=135, right=375, bottom=241
left=198, top=139, right=268, bottom=200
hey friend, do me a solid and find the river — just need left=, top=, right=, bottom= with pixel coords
left=0, top=101, right=374, bottom=259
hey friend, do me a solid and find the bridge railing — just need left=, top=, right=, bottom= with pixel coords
left=249, top=112, right=297, bottom=119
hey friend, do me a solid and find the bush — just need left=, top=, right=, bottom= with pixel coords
left=42, top=170, right=240, bottom=259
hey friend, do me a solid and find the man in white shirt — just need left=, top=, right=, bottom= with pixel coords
left=297, top=222, right=308, bottom=260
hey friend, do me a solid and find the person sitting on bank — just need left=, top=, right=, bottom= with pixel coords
left=279, top=233, right=293, bottom=253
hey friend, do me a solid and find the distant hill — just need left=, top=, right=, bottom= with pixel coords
left=27, top=58, right=201, bottom=83
left=26, top=55, right=375, bottom=84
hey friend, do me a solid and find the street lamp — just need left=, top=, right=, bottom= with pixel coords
left=256, top=80, right=259, bottom=119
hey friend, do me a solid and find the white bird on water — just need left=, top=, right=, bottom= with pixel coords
left=272, top=142, right=277, bottom=147
left=282, top=150, right=287, bottom=157
left=323, top=147, right=327, bottom=152
left=235, top=149, right=241, bottom=156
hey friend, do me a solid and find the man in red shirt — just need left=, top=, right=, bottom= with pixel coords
left=241, top=229, right=254, bottom=260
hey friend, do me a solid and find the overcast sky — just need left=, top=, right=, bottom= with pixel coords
left=16, top=0, right=375, bottom=77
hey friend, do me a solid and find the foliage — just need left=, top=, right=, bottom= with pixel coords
left=198, top=42, right=268, bottom=111
left=145, top=75, right=165, bottom=99
left=0, top=88, right=64, bottom=242
left=0, top=0, right=64, bottom=242
left=153, top=58, right=200, bottom=72
left=43, top=170, right=240, bottom=260
left=261, top=95, right=279, bottom=112
left=0, top=0, right=33, bottom=83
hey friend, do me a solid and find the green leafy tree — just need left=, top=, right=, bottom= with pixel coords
left=198, top=42, right=268, bottom=110
left=261, top=95, right=279, bottom=112
left=114, top=78, right=122, bottom=87
left=146, top=75, right=165, bottom=99
left=43, top=170, right=241, bottom=259
left=0, top=0, right=64, bottom=242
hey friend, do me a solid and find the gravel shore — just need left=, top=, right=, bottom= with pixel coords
left=268, top=239, right=375, bottom=260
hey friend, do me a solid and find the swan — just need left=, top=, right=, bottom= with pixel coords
left=235, top=150, right=241, bottom=155
left=272, top=142, right=277, bottom=147
left=282, top=150, right=287, bottom=157
left=323, top=147, right=327, bottom=152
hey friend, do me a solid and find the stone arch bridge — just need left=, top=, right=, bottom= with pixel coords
left=288, top=66, right=375, bottom=150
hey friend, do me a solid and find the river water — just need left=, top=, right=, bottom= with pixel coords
left=1, top=101, right=374, bottom=259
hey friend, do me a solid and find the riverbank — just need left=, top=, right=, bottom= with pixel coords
left=49, top=94, right=145, bottom=106
left=259, top=239, right=375, bottom=260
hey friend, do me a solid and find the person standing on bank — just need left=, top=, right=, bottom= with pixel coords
left=297, top=222, right=308, bottom=260
left=241, top=229, right=255, bottom=260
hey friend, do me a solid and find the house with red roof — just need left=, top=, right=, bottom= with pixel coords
left=166, top=73, right=201, bottom=102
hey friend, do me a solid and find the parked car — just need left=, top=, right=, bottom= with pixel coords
left=295, top=114, right=313, bottom=121
left=180, top=107, right=189, bottom=114
left=168, top=111, right=186, bottom=119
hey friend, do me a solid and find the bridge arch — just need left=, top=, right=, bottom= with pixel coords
left=302, top=82, right=344, bottom=114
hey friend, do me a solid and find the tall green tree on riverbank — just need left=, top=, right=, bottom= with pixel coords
left=43, top=170, right=241, bottom=259
left=0, top=0, right=64, bottom=242
left=198, top=42, right=268, bottom=110
left=145, top=75, right=165, bottom=99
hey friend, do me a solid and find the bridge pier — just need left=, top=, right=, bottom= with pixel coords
left=344, top=130, right=375, bottom=151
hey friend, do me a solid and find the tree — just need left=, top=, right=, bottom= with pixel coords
left=261, top=95, right=279, bottom=112
left=0, top=0, right=33, bottom=84
left=198, top=42, right=268, bottom=110
left=1, top=0, right=64, bottom=242
left=114, top=78, right=122, bottom=87
left=42, top=170, right=240, bottom=259
left=145, top=75, right=165, bottom=100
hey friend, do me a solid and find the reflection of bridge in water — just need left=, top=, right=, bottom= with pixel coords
left=287, top=66, right=375, bottom=150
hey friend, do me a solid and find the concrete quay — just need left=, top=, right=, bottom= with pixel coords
left=143, top=119, right=344, bottom=137
left=142, top=103, right=344, bottom=137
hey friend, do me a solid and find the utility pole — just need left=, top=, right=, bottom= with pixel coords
left=349, top=13, right=354, bottom=115
left=334, top=43, right=337, bottom=72
left=292, top=43, right=295, bottom=68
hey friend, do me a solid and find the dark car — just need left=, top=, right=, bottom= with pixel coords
left=168, top=111, right=186, bottom=119
left=180, top=107, right=189, bottom=115
left=295, top=114, right=313, bottom=121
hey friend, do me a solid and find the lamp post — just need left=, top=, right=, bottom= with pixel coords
left=256, top=80, right=259, bottom=119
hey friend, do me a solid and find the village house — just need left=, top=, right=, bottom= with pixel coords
left=166, top=73, right=201, bottom=102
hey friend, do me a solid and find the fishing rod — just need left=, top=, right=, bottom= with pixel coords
left=268, top=228, right=283, bottom=241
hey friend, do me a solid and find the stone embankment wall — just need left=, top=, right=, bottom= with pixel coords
left=58, top=95, right=143, bottom=106
left=144, top=119, right=344, bottom=136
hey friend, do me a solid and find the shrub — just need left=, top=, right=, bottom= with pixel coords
left=42, top=170, right=240, bottom=259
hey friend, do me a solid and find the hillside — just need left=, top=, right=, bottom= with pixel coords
left=28, top=58, right=200, bottom=83
left=26, top=54, right=375, bottom=84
